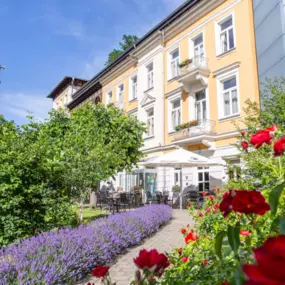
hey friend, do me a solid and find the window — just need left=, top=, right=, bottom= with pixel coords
left=146, top=63, right=154, bottom=90
left=130, top=76, right=137, bottom=100
left=107, top=91, right=112, bottom=104
left=195, top=90, right=207, bottom=121
left=170, top=49, right=180, bottom=79
left=171, top=99, right=181, bottom=131
left=174, top=169, right=181, bottom=186
left=64, top=94, right=68, bottom=105
left=193, top=34, right=204, bottom=59
left=198, top=167, right=210, bottom=192
left=118, top=84, right=124, bottom=104
left=221, top=76, right=238, bottom=117
left=146, top=108, right=154, bottom=137
left=219, top=16, right=235, bottom=54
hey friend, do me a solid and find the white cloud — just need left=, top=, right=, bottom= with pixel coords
left=0, top=93, right=52, bottom=124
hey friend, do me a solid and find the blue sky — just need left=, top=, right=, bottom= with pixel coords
left=0, top=0, right=184, bottom=125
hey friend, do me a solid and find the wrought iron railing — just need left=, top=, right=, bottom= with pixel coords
left=180, top=56, right=209, bottom=75
left=173, top=119, right=216, bottom=141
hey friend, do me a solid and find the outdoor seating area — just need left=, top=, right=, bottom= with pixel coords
left=97, top=184, right=207, bottom=214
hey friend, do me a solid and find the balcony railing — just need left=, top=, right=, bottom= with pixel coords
left=115, top=97, right=124, bottom=109
left=179, top=56, right=209, bottom=75
left=173, top=119, right=216, bottom=141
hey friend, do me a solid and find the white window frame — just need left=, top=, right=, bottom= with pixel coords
left=189, top=32, right=205, bottom=61
left=168, top=47, right=180, bottom=80
left=215, top=12, right=236, bottom=56
left=197, top=167, right=210, bottom=193
left=129, top=75, right=138, bottom=101
left=117, top=84, right=124, bottom=104
left=106, top=91, right=113, bottom=105
left=146, top=107, right=154, bottom=138
left=216, top=68, right=240, bottom=120
left=168, top=92, right=182, bottom=133
left=146, top=62, right=154, bottom=90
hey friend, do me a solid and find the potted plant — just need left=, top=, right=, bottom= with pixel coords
left=172, top=185, right=181, bottom=192
left=179, top=58, right=192, bottom=68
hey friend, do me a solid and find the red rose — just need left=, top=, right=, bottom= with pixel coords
left=241, top=130, right=246, bottom=136
left=178, top=248, right=183, bottom=256
left=187, top=204, right=192, bottom=208
left=241, top=141, right=249, bottom=150
left=87, top=283, right=95, bottom=285
left=198, top=212, right=203, bottom=217
left=202, top=260, right=208, bottom=265
left=206, top=208, right=211, bottom=213
left=232, top=190, right=270, bottom=215
left=219, top=190, right=235, bottom=217
left=240, top=230, right=250, bottom=236
left=214, top=203, right=219, bottom=208
left=185, top=231, right=198, bottom=244
left=92, top=265, right=110, bottom=278
left=274, top=137, right=285, bottom=156
left=207, top=195, right=215, bottom=201
left=202, top=191, right=207, bottom=196
left=243, top=235, right=285, bottom=284
left=213, top=208, right=218, bottom=213
left=133, top=249, right=169, bottom=276
left=181, top=257, right=189, bottom=263
left=181, top=228, right=187, bottom=235
left=250, top=125, right=277, bottom=148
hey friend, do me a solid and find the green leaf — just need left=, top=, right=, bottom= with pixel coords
left=280, top=217, right=285, bottom=234
left=215, top=231, right=226, bottom=259
left=233, top=264, right=247, bottom=285
left=270, top=216, right=280, bottom=232
left=269, top=182, right=285, bottom=216
left=227, top=224, right=240, bottom=255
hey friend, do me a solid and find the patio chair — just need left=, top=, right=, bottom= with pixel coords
left=145, top=191, right=155, bottom=204
left=156, top=191, right=163, bottom=204
left=119, top=193, right=131, bottom=211
left=186, top=191, right=204, bottom=208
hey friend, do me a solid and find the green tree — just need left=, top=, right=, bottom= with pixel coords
left=63, top=103, right=145, bottom=221
left=105, top=34, right=139, bottom=66
left=0, top=103, right=145, bottom=244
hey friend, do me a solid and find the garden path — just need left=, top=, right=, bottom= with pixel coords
left=77, top=209, right=192, bottom=285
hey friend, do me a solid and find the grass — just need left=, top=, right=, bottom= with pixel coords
left=77, top=207, right=108, bottom=224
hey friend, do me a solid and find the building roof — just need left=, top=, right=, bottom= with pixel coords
left=47, top=76, right=88, bottom=99
left=67, top=0, right=202, bottom=109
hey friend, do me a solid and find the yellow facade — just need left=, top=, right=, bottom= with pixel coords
left=163, top=0, right=259, bottom=147
left=103, top=65, right=138, bottom=113
left=99, top=0, right=259, bottom=156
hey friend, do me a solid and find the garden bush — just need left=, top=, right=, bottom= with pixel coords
left=0, top=205, right=171, bottom=285
left=160, top=79, right=285, bottom=284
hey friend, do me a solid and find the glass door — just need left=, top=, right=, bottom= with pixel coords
left=195, top=90, right=207, bottom=122
left=198, top=167, right=210, bottom=193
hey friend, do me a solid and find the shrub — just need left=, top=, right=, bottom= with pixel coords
left=0, top=205, right=171, bottom=285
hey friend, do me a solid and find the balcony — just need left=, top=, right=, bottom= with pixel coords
left=177, top=56, right=210, bottom=92
left=115, top=95, right=124, bottom=109
left=173, top=119, right=216, bottom=141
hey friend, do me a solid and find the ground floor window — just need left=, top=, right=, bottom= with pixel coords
left=198, top=167, right=209, bottom=192
left=228, top=159, right=241, bottom=181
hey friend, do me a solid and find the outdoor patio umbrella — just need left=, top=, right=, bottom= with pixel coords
left=142, top=148, right=225, bottom=209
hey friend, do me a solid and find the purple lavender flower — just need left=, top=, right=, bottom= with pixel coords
left=0, top=205, right=171, bottom=285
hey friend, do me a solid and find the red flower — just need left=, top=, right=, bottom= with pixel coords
left=87, top=283, right=95, bottom=285
left=181, top=228, right=187, bottom=235
left=274, top=137, right=285, bottom=156
left=213, top=208, right=218, bottom=213
left=202, top=191, right=207, bottom=196
left=185, top=231, right=198, bottom=244
left=241, top=141, right=249, bottom=150
left=133, top=249, right=169, bottom=276
left=187, top=204, right=192, bottom=208
left=206, top=208, right=211, bottom=213
left=92, top=265, right=110, bottom=278
left=181, top=257, right=189, bottom=263
left=219, top=190, right=235, bottom=217
left=250, top=125, right=277, bottom=148
left=214, top=203, right=219, bottom=208
left=222, top=283, right=230, bottom=285
left=240, top=230, right=250, bottom=236
left=178, top=248, right=183, bottom=256
left=207, top=195, right=215, bottom=200
left=198, top=212, right=203, bottom=217
left=202, top=260, right=208, bottom=265
left=232, top=190, right=270, bottom=215
left=243, top=235, right=285, bottom=285
left=241, top=130, right=246, bottom=136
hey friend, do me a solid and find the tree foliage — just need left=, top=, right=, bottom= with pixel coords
left=105, top=34, right=139, bottom=66
left=0, top=103, right=145, bottom=245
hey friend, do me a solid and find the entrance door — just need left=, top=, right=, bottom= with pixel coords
left=198, top=167, right=210, bottom=193
left=195, top=90, right=207, bottom=122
